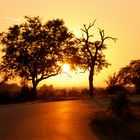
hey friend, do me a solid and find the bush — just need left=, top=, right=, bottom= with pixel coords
left=90, top=110, right=137, bottom=140
left=90, top=91, right=140, bottom=139
left=15, top=85, right=32, bottom=102
left=106, top=84, right=129, bottom=94
left=91, top=111, right=121, bottom=134
left=107, top=93, right=133, bottom=122
left=0, top=90, right=11, bottom=104
left=38, top=84, right=55, bottom=99
left=67, top=88, right=80, bottom=97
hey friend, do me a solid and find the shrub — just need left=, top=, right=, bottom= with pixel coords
left=67, top=88, right=80, bottom=97
left=0, top=90, right=11, bottom=104
left=90, top=111, right=121, bottom=134
left=107, top=93, right=132, bottom=122
left=38, top=84, right=55, bottom=99
left=90, top=110, right=136, bottom=140
left=15, top=85, right=31, bottom=102
left=106, top=84, right=129, bottom=94
left=81, top=88, right=89, bottom=96
left=90, top=93, right=138, bottom=139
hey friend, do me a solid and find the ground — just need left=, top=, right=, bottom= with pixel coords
left=0, top=96, right=140, bottom=140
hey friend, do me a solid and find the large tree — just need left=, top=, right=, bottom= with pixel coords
left=0, top=16, right=74, bottom=96
left=77, top=21, right=116, bottom=96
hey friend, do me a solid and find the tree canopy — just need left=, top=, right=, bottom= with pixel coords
left=106, top=59, right=140, bottom=94
left=118, top=60, right=140, bottom=92
left=0, top=16, right=75, bottom=96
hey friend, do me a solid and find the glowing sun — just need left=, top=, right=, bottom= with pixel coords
left=62, top=63, right=70, bottom=73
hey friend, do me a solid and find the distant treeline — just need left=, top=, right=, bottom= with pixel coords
left=0, top=82, right=137, bottom=104
left=0, top=83, right=89, bottom=104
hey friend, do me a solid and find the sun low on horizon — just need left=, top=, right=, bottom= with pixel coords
left=62, top=63, right=71, bottom=73
left=0, top=0, right=140, bottom=88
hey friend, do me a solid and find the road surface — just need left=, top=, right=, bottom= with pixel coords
left=0, top=99, right=107, bottom=140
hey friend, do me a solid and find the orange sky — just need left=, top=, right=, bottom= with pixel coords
left=0, top=0, right=140, bottom=88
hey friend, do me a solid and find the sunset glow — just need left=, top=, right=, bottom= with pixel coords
left=0, top=1, right=140, bottom=140
left=0, top=0, right=140, bottom=88
left=62, top=64, right=71, bottom=73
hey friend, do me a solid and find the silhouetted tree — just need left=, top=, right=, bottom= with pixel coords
left=76, top=21, right=116, bottom=96
left=0, top=16, right=74, bottom=97
left=117, top=60, right=140, bottom=93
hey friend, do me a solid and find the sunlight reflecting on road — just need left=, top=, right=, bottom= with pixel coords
left=0, top=100, right=98, bottom=140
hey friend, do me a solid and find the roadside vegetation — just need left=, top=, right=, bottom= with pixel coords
left=89, top=59, right=140, bottom=139
left=90, top=94, right=140, bottom=140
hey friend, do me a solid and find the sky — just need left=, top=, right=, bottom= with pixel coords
left=0, top=0, right=140, bottom=88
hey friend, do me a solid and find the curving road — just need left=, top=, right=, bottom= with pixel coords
left=0, top=99, right=107, bottom=140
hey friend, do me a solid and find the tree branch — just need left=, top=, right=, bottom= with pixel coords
left=62, top=72, right=72, bottom=78
left=98, top=28, right=117, bottom=46
left=80, top=67, right=89, bottom=73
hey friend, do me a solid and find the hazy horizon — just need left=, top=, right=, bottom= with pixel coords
left=0, top=0, right=140, bottom=87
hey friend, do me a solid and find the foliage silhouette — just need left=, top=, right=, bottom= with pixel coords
left=106, top=73, right=121, bottom=87
left=0, top=16, right=75, bottom=97
left=107, top=93, right=131, bottom=121
left=38, top=84, right=54, bottom=98
left=74, top=21, right=116, bottom=96
left=0, top=90, right=11, bottom=104
left=117, top=60, right=140, bottom=94
left=15, top=85, right=32, bottom=102
left=90, top=93, right=136, bottom=140
left=106, top=73, right=128, bottom=94
left=107, top=60, right=140, bottom=94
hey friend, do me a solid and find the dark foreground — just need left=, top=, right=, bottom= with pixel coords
left=0, top=99, right=108, bottom=140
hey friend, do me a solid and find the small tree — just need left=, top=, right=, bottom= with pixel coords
left=77, top=21, right=116, bottom=96
left=0, top=16, right=74, bottom=97
left=117, top=60, right=140, bottom=93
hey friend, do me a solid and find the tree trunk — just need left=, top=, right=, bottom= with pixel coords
left=135, top=84, right=140, bottom=94
left=31, top=80, right=38, bottom=99
left=89, top=67, right=94, bottom=97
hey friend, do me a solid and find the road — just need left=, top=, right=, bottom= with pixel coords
left=0, top=99, right=107, bottom=140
